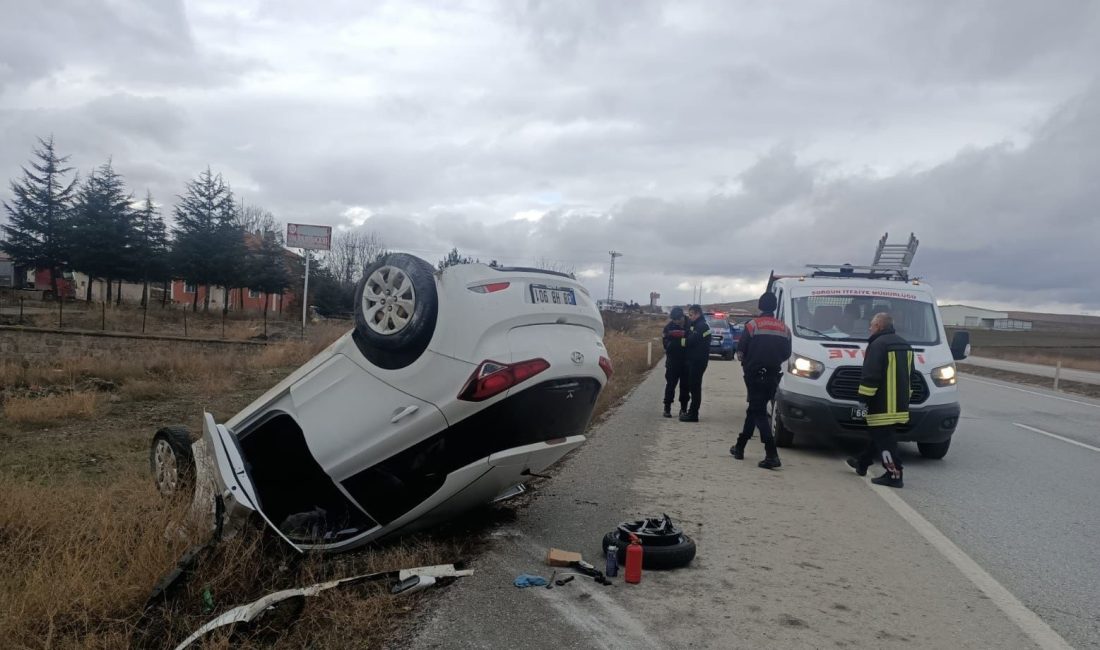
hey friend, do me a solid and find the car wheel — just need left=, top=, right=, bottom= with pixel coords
left=772, top=400, right=794, bottom=447
left=602, top=531, right=697, bottom=570
left=917, top=438, right=951, bottom=459
left=150, top=425, right=194, bottom=497
left=353, top=253, right=438, bottom=368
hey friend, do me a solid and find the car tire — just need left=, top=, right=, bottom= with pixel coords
left=353, top=253, right=438, bottom=368
left=150, top=425, right=194, bottom=497
left=773, top=400, right=794, bottom=447
left=601, top=531, right=697, bottom=570
left=723, top=352, right=734, bottom=361
left=917, top=438, right=951, bottom=459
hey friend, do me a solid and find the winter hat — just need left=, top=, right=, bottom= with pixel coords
left=758, top=293, right=778, bottom=313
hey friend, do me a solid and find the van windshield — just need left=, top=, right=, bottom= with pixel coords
left=790, top=295, right=941, bottom=345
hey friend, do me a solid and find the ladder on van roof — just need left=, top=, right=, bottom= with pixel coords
left=873, top=232, right=919, bottom=270
left=800, top=233, right=920, bottom=282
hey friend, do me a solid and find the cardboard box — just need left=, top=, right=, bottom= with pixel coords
left=546, top=548, right=583, bottom=567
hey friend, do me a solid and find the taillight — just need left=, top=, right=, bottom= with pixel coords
left=459, top=358, right=550, bottom=401
left=468, top=282, right=511, bottom=294
left=599, top=356, right=613, bottom=379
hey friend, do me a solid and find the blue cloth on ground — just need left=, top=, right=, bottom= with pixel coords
left=513, top=574, right=549, bottom=588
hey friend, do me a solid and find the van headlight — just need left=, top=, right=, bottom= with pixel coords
left=931, top=364, right=957, bottom=387
left=789, top=355, right=824, bottom=380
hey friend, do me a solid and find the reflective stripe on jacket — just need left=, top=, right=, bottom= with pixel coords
left=858, top=327, right=914, bottom=427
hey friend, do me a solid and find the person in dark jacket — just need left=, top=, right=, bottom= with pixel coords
left=847, top=312, right=912, bottom=488
left=731, top=292, right=792, bottom=469
left=661, top=306, right=690, bottom=417
left=679, top=304, right=711, bottom=422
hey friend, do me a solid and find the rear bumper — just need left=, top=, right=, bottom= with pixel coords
left=776, top=389, right=960, bottom=443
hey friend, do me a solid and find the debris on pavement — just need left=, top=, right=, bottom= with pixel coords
left=602, top=514, right=697, bottom=570
left=513, top=574, right=550, bottom=588
left=546, top=547, right=583, bottom=567
left=172, top=564, right=471, bottom=649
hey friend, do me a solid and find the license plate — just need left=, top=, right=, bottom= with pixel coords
left=531, top=285, right=576, bottom=305
left=851, top=406, right=868, bottom=419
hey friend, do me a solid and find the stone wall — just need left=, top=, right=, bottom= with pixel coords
left=0, top=325, right=266, bottom=363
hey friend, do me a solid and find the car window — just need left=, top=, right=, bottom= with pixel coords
left=790, top=295, right=940, bottom=345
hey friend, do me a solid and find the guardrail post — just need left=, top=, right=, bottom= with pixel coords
left=647, top=341, right=653, bottom=367
left=1054, top=359, right=1061, bottom=391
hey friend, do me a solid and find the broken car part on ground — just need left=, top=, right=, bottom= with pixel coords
left=148, top=255, right=610, bottom=552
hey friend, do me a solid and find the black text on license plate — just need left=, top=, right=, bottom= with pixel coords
left=851, top=406, right=868, bottom=419
left=531, top=285, right=576, bottom=305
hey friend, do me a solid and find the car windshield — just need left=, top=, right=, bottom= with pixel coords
left=790, top=295, right=940, bottom=345
left=705, top=316, right=730, bottom=331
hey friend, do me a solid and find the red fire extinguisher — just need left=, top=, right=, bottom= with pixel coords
left=625, top=533, right=643, bottom=584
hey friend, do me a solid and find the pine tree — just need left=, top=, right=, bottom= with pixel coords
left=133, top=192, right=170, bottom=306
left=247, top=231, right=291, bottom=335
left=437, top=247, right=477, bottom=270
left=172, top=168, right=236, bottom=312
left=70, top=160, right=136, bottom=302
left=0, top=136, right=78, bottom=296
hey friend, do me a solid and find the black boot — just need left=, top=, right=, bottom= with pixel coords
left=679, top=411, right=699, bottom=422
left=758, top=457, right=782, bottom=470
left=871, top=470, right=903, bottom=488
left=846, top=457, right=869, bottom=477
left=679, top=405, right=688, bottom=417
left=730, top=445, right=745, bottom=459
left=662, top=404, right=672, bottom=418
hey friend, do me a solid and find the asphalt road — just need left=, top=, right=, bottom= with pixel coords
left=404, top=360, right=1095, bottom=649
left=965, top=355, right=1100, bottom=386
left=891, top=374, right=1100, bottom=648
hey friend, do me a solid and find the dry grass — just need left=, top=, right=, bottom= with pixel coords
left=120, top=379, right=169, bottom=401
left=0, top=317, right=659, bottom=649
left=971, top=349, right=1100, bottom=373
left=0, top=468, right=474, bottom=649
left=0, top=472, right=198, bottom=648
left=592, top=320, right=664, bottom=421
left=2, top=391, right=102, bottom=425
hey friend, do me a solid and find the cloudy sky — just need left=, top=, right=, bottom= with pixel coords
left=2, top=0, right=1098, bottom=312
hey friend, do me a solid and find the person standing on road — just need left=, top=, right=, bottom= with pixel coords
left=731, top=292, right=791, bottom=470
left=847, top=312, right=913, bottom=488
left=661, top=306, right=690, bottom=418
left=679, top=304, right=711, bottom=422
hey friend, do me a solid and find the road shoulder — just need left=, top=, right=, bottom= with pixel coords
left=405, top=360, right=1035, bottom=649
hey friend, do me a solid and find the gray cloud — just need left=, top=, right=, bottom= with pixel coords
left=1, top=0, right=1098, bottom=311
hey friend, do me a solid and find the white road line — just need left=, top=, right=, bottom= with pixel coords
left=961, top=375, right=1100, bottom=410
left=1013, top=422, right=1100, bottom=454
left=869, top=484, right=1073, bottom=650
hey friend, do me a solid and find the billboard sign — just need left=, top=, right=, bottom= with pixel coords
left=286, top=223, right=332, bottom=251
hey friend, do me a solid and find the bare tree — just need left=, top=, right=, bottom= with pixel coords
left=325, top=229, right=386, bottom=286
left=236, top=202, right=281, bottom=241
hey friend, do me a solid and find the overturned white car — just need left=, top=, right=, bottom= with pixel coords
left=150, top=254, right=609, bottom=552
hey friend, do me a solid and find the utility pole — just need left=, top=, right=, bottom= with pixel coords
left=607, top=251, right=622, bottom=302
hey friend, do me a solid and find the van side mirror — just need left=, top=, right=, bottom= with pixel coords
left=950, top=331, right=970, bottom=361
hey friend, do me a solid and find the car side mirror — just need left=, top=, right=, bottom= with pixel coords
left=950, top=331, right=970, bottom=361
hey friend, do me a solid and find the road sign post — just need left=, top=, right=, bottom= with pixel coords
left=287, top=223, right=332, bottom=335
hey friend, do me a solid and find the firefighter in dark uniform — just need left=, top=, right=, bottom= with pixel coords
left=731, top=292, right=792, bottom=469
left=679, top=304, right=711, bottom=422
left=847, top=312, right=912, bottom=488
left=661, top=306, right=690, bottom=418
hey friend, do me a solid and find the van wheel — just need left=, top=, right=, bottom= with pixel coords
left=918, top=439, right=951, bottom=459
left=772, top=401, right=794, bottom=447
left=150, top=426, right=194, bottom=497
left=353, top=254, right=438, bottom=368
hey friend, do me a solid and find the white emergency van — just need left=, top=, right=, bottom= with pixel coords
left=767, top=235, right=969, bottom=459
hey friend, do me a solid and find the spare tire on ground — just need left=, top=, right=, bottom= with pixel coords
left=601, top=514, right=696, bottom=570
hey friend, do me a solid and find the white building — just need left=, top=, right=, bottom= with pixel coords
left=939, top=304, right=1032, bottom=331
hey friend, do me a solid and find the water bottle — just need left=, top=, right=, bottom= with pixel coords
left=605, top=545, right=619, bottom=577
